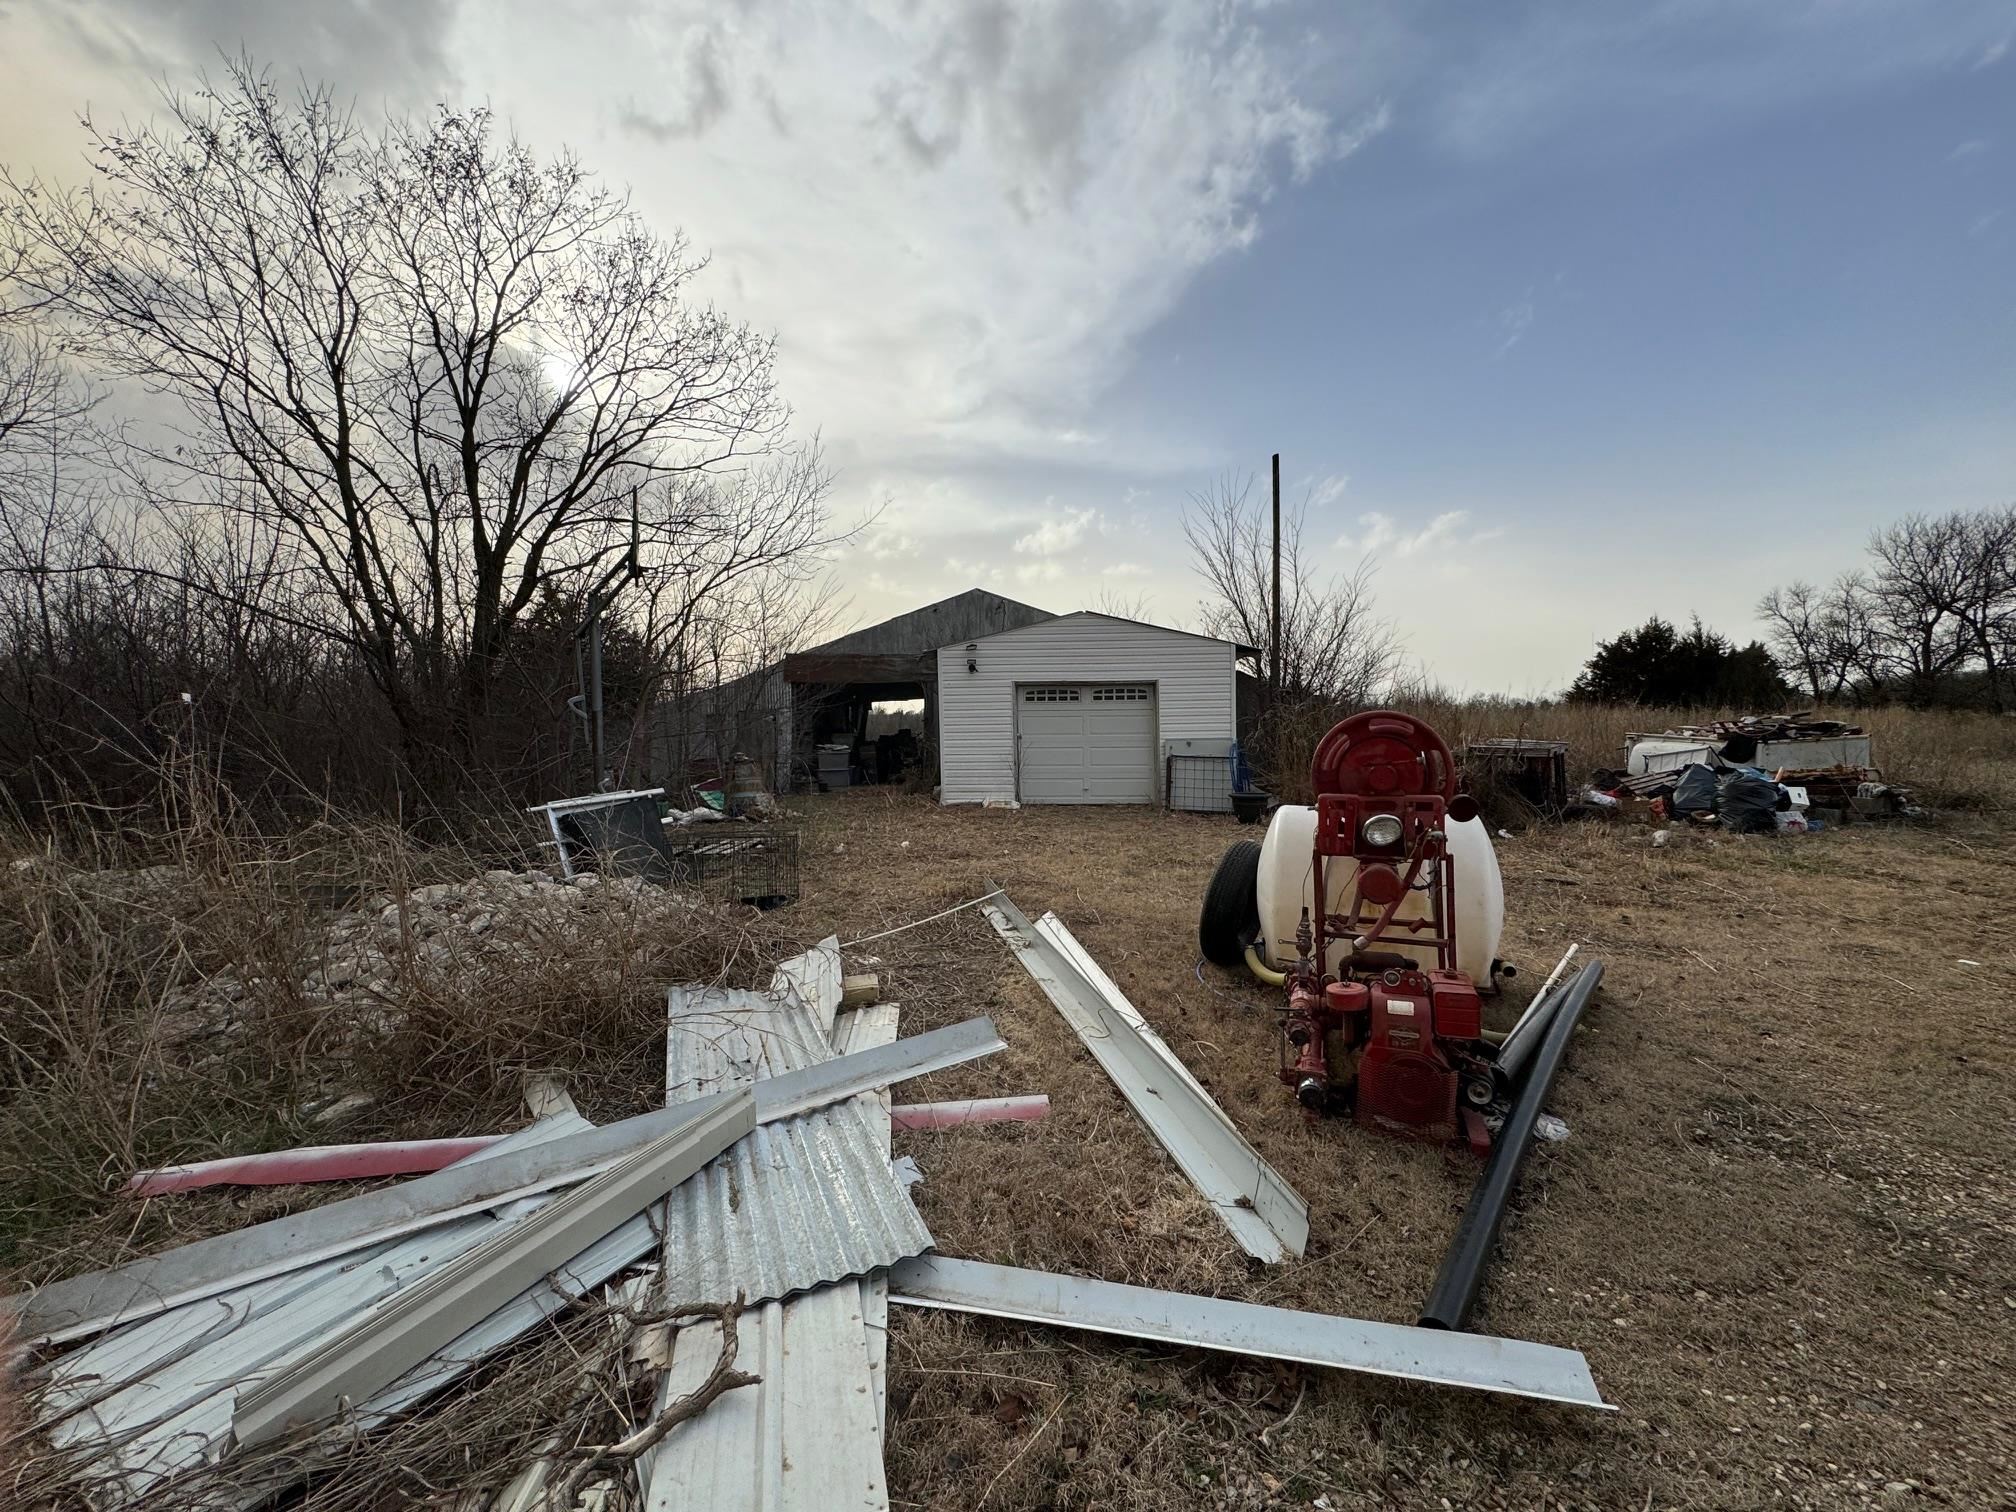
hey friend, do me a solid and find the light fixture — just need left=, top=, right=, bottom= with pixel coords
left=964, top=642, right=978, bottom=673
left=1360, top=813, right=1404, bottom=848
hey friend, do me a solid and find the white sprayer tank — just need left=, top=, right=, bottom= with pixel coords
left=1253, top=805, right=1504, bottom=983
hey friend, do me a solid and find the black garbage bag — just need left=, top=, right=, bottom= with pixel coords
left=1718, top=770, right=1780, bottom=834
left=1671, top=763, right=1720, bottom=816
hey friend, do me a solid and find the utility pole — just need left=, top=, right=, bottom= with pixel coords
left=569, top=504, right=643, bottom=791
left=1270, top=452, right=1282, bottom=706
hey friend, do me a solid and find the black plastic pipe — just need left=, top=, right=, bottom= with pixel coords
left=1492, top=974, right=1575, bottom=1085
left=1419, top=958, right=1605, bottom=1331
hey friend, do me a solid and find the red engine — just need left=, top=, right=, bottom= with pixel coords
left=1274, top=712, right=1497, bottom=1151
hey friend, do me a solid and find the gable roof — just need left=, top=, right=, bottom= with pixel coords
left=946, top=610, right=1260, bottom=658
left=809, top=589, right=1054, bottom=657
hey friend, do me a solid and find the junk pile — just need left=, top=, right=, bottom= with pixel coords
left=1603, top=714, right=1920, bottom=830
left=7, top=899, right=1609, bottom=1508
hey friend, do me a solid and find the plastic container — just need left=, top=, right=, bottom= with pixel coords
left=1254, top=805, right=1504, bottom=983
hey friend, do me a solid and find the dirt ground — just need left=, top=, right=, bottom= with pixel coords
left=786, top=792, right=2016, bottom=1512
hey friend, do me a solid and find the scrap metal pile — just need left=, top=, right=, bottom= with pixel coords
left=6, top=878, right=1610, bottom=1508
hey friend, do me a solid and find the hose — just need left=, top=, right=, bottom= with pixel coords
left=1243, top=945, right=1286, bottom=986
left=1418, top=959, right=1605, bottom=1331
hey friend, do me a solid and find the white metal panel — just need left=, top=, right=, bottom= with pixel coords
left=982, top=894, right=1308, bottom=1263
left=1016, top=684, right=1156, bottom=804
left=641, top=961, right=901, bottom=1512
left=233, top=1093, right=757, bottom=1447
left=886, top=1256, right=1612, bottom=1411
left=937, top=613, right=1236, bottom=806
left=830, top=1002, right=902, bottom=1440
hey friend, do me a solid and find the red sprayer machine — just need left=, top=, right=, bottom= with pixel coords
left=1200, top=711, right=1524, bottom=1153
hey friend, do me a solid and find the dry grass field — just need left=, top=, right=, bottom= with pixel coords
left=1, top=705, right=2011, bottom=1510
left=793, top=791, right=2016, bottom=1512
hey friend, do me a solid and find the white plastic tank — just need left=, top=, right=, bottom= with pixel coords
left=1253, top=805, right=1504, bottom=983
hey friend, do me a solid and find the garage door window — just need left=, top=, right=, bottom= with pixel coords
left=1091, top=686, right=1151, bottom=701
left=1022, top=687, right=1081, bottom=702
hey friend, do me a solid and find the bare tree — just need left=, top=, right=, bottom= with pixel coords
left=1088, top=586, right=1155, bottom=621
left=1757, top=582, right=1835, bottom=702
left=1183, top=471, right=1400, bottom=704
left=1954, top=503, right=2016, bottom=712
left=1819, top=572, right=1888, bottom=697
left=5, top=62, right=817, bottom=783
left=1864, top=513, right=1978, bottom=705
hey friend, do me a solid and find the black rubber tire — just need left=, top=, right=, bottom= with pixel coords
left=1198, top=839, right=1263, bottom=967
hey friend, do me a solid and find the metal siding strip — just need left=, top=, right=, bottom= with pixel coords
left=1034, top=914, right=1308, bottom=1255
left=232, top=1091, right=757, bottom=1446
left=887, top=1257, right=1611, bottom=1412
left=831, top=1002, right=902, bottom=1440
left=640, top=991, right=899, bottom=1509
left=13, top=1017, right=1003, bottom=1346
left=983, top=894, right=1307, bottom=1262
left=37, top=1113, right=591, bottom=1429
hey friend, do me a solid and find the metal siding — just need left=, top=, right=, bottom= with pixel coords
left=657, top=1104, right=931, bottom=1306
left=886, top=1256, right=1612, bottom=1411
left=938, top=616, right=1236, bottom=805
left=643, top=962, right=904, bottom=1512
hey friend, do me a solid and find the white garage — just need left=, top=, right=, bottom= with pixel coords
left=934, top=612, right=1246, bottom=806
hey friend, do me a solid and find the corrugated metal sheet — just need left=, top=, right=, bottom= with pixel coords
left=935, top=613, right=1237, bottom=805
left=641, top=949, right=905, bottom=1511
left=665, top=984, right=835, bottom=1097
left=641, top=1284, right=887, bottom=1512
left=658, top=1101, right=929, bottom=1306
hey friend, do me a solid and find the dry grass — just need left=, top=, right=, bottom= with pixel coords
left=793, top=786, right=2016, bottom=1512
left=3, top=710, right=2012, bottom=1510
left=1256, top=697, right=2016, bottom=813
left=0, top=799, right=794, bottom=1291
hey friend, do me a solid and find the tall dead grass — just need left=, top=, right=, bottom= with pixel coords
left=0, top=770, right=795, bottom=1287
left=1250, top=697, right=2016, bottom=810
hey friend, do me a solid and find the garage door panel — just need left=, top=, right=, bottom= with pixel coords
left=1018, top=684, right=1154, bottom=804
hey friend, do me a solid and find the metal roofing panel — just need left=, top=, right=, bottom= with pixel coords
left=642, top=959, right=903, bottom=1512
left=984, top=893, right=1308, bottom=1263
left=640, top=1284, right=888, bottom=1512
left=888, top=1255, right=1612, bottom=1412
left=234, top=1091, right=756, bottom=1447
left=664, top=984, right=833, bottom=1099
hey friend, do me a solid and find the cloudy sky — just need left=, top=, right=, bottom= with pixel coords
left=4, top=0, right=2013, bottom=693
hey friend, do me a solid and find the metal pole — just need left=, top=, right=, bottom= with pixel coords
left=589, top=599, right=607, bottom=789
left=1419, top=959, right=1604, bottom=1331
left=1270, top=452, right=1281, bottom=704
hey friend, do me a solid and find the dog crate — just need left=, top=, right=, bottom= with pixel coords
left=666, top=827, right=801, bottom=910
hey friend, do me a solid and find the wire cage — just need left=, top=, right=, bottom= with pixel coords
left=1165, top=751, right=1235, bottom=814
left=666, top=827, right=801, bottom=910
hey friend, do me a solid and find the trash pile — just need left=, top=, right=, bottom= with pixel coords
left=6, top=890, right=1609, bottom=1509
left=1598, top=712, right=1920, bottom=830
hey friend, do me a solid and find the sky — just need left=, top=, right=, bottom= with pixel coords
left=2, top=0, right=2012, bottom=695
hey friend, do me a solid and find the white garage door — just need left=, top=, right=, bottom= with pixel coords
left=1017, top=684, right=1156, bottom=804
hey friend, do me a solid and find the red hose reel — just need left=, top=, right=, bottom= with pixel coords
left=1308, top=711, right=1456, bottom=802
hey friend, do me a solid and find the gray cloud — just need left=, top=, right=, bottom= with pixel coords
left=50, top=0, right=462, bottom=107
left=615, top=26, right=731, bottom=143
